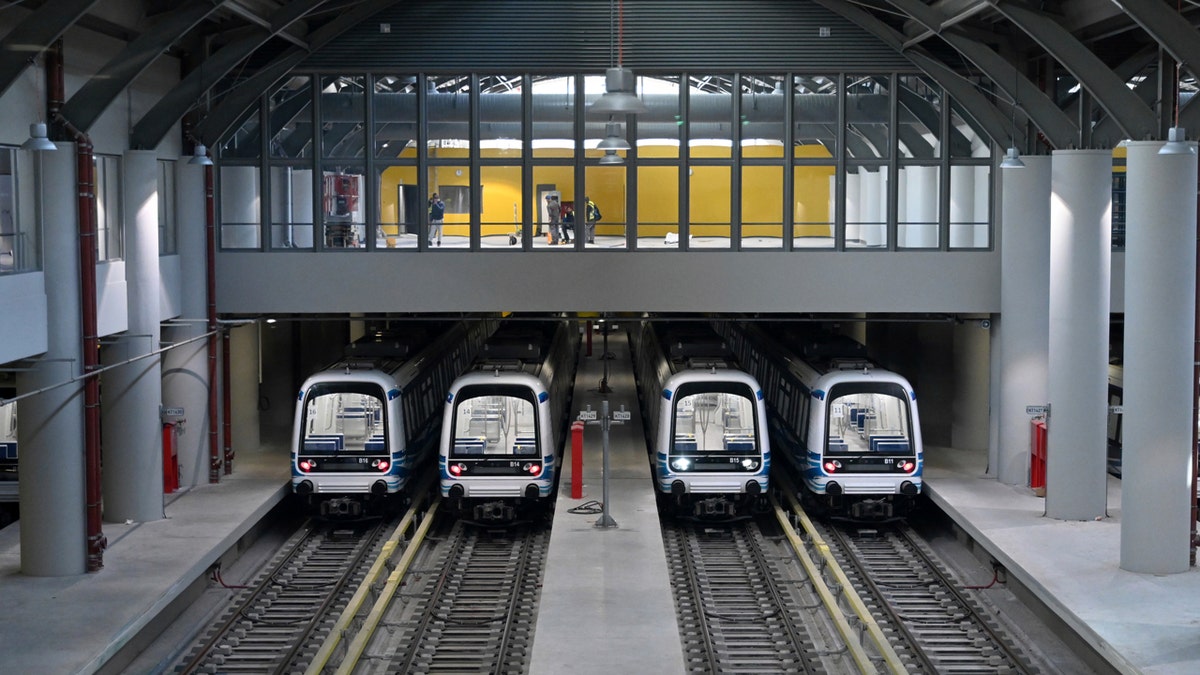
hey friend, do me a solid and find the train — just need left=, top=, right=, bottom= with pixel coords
left=629, top=320, right=770, bottom=519
left=439, top=320, right=580, bottom=523
left=291, top=320, right=496, bottom=516
left=719, top=322, right=923, bottom=521
left=0, top=398, right=14, bottom=476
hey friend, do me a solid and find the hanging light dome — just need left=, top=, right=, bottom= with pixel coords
left=21, top=122, right=55, bottom=152
left=590, top=67, right=648, bottom=115
left=598, top=149, right=624, bottom=165
left=189, top=143, right=213, bottom=166
left=1159, top=127, right=1196, bottom=156
left=597, top=121, right=631, bottom=151
left=999, top=146, right=1025, bottom=169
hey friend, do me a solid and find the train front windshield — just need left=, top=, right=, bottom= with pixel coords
left=450, top=385, right=539, bottom=459
left=300, top=383, right=386, bottom=455
left=826, top=382, right=913, bottom=455
left=669, top=382, right=761, bottom=470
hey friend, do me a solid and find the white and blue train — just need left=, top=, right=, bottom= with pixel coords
left=630, top=321, right=770, bottom=519
left=0, top=398, right=15, bottom=476
left=292, top=320, right=495, bottom=517
left=440, top=320, right=579, bottom=522
left=720, top=322, right=923, bottom=521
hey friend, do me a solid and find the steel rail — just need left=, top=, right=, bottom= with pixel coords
left=773, top=473, right=910, bottom=674
left=303, top=479, right=436, bottom=675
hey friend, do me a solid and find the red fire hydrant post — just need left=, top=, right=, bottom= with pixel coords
left=1030, top=419, right=1047, bottom=494
left=162, top=422, right=180, bottom=493
left=571, top=420, right=585, bottom=499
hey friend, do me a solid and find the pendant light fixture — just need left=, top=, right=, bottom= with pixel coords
left=590, top=0, right=647, bottom=116
left=1000, top=66, right=1025, bottom=169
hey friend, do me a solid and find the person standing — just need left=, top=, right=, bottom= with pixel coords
left=428, top=192, right=445, bottom=246
left=584, top=195, right=600, bottom=244
left=546, top=194, right=562, bottom=245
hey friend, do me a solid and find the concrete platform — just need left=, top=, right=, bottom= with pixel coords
left=530, top=327, right=685, bottom=675
left=924, top=446, right=1200, bottom=675
left=0, top=447, right=289, bottom=674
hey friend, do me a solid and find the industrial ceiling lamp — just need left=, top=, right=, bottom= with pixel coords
left=189, top=142, right=213, bottom=166
left=21, top=56, right=55, bottom=152
left=22, top=122, right=55, bottom=152
left=589, top=0, right=648, bottom=116
left=599, top=149, right=624, bottom=165
left=597, top=120, right=631, bottom=151
left=1000, top=67, right=1025, bottom=169
left=1159, top=126, right=1196, bottom=156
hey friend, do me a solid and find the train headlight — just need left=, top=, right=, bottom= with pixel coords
left=899, top=460, right=915, bottom=472
left=299, top=459, right=315, bottom=472
left=449, top=463, right=465, bottom=476
left=671, top=458, right=692, bottom=471
left=823, top=460, right=842, bottom=473
left=372, top=459, right=391, bottom=472
left=524, top=463, right=543, bottom=476
left=741, top=458, right=759, bottom=470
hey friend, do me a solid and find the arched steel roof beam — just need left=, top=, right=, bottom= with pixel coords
left=196, top=0, right=399, bottom=146
left=1111, top=0, right=1200, bottom=85
left=885, top=0, right=1079, bottom=149
left=57, top=2, right=221, bottom=133
left=811, top=0, right=1019, bottom=150
left=990, top=0, right=1157, bottom=141
left=897, top=0, right=992, bottom=49
left=0, top=0, right=100, bottom=99
left=130, top=0, right=331, bottom=149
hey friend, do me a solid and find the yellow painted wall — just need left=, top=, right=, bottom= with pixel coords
left=376, top=142, right=836, bottom=239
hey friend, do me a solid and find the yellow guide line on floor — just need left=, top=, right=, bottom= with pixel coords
left=304, top=481, right=437, bottom=675
left=772, top=473, right=909, bottom=675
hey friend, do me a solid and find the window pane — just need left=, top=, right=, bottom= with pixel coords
left=827, top=388, right=912, bottom=453
left=949, top=164, right=990, bottom=249
left=321, top=167, right=364, bottom=248
left=378, top=164, right=418, bottom=248
left=427, top=75, right=470, bottom=152
left=638, top=165, right=679, bottom=248
left=451, top=393, right=538, bottom=458
left=640, top=76, right=680, bottom=159
left=584, top=166, right=625, bottom=249
left=897, top=75, right=939, bottom=160
left=270, top=76, right=312, bottom=159
left=898, top=165, right=940, bottom=248
left=741, top=74, right=785, bottom=147
left=373, top=75, right=416, bottom=160
left=221, top=106, right=262, bottom=160
left=320, top=75, right=365, bottom=159
left=793, top=160, right=834, bottom=248
left=740, top=164, right=782, bottom=248
left=269, top=165, right=314, bottom=249
left=220, top=165, right=262, bottom=249
left=689, top=165, right=730, bottom=247
left=481, top=74, right=523, bottom=159
left=689, top=74, right=733, bottom=159
left=532, top=75, right=575, bottom=151
left=0, top=148, right=38, bottom=274
left=94, top=155, right=123, bottom=261
left=529, top=166, right=574, bottom=251
left=844, top=164, right=888, bottom=248
left=428, top=165, right=469, bottom=248
left=482, top=165, right=520, bottom=247
left=846, top=75, right=890, bottom=160
left=672, top=390, right=757, bottom=454
left=794, top=74, right=838, bottom=156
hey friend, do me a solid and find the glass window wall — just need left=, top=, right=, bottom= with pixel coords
left=221, top=165, right=262, bottom=249
left=0, top=147, right=40, bottom=274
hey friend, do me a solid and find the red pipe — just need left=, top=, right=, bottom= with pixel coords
left=205, top=164, right=220, bottom=483
left=48, top=39, right=105, bottom=572
left=222, top=329, right=233, bottom=474
left=1192, top=164, right=1199, bottom=567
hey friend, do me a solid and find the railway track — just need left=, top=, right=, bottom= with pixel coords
left=173, top=515, right=390, bottom=674
left=663, top=518, right=828, bottom=674
left=380, top=520, right=549, bottom=673
left=822, top=521, right=1037, bottom=674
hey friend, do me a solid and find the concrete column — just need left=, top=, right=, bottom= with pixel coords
left=952, top=319, right=990, bottom=451
left=997, top=156, right=1051, bottom=485
left=904, top=166, right=938, bottom=248
left=949, top=164, right=974, bottom=248
left=1046, top=150, right=1110, bottom=520
left=101, top=151, right=163, bottom=522
left=162, top=160, right=211, bottom=487
left=1120, top=140, right=1198, bottom=573
left=16, top=143, right=86, bottom=575
left=230, top=323, right=261, bottom=452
